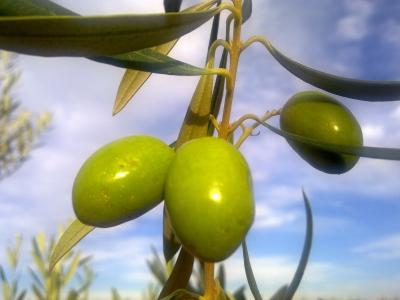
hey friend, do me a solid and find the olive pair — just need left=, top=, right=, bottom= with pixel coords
left=72, top=136, right=254, bottom=262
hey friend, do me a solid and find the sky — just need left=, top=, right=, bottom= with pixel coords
left=1, top=0, right=400, bottom=299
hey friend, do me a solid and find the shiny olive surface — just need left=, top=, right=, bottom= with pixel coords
left=73, top=135, right=174, bottom=228
left=165, top=137, right=254, bottom=262
left=280, top=91, right=363, bottom=174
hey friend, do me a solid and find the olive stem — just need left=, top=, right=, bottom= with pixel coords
left=218, top=0, right=243, bottom=140
left=233, top=110, right=281, bottom=148
left=203, top=262, right=215, bottom=300
left=209, top=115, right=220, bottom=132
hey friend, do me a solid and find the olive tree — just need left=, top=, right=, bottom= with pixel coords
left=0, top=50, right=51, bottom=181
left=0, top=1, right=399, bottom=300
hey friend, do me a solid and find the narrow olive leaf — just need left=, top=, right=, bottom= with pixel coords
left=175, top=63, right=214, bottom=149
left=246, top=115, right=400, bottom=160
left=242, top=239, right=263, bottom=300
left=157, top=248, right=194, bottom=299
left=31, top=284, right=46, bottom=300
left=206, top=1, right=221, bottom=62
left=169, top=140, right=177, bottom=149
left=159, top=289, right=199, bottom=300
left=255, top=37, right=400, bottom=101
left=49, top=219, right=95, bottom=273
left=90, top=48, right=212, bottom=75
left=16, top=289, right=27, bottom=300
left=0, top=0, right=75, bottom=16
left=27, top=266, right=45, bottom=290
left=207, top=47, right=228, bottom=136
left=232, top=286, right=247, bottom=300
left=217, top=264, right=226, bottom=290
left=282, top=189, right=313, bottom=300
left=113, top=41, right=176, bottom=115
left=164, top=0, right=183, bottom=13
left=113, top=0, right=219, bottom=115
left=241, top=0, right=252, bottom=24
left=163, top=205, right=181, bottom=263
left=215, top=279, right=227, bottom=300
left=0, top=8, right=219, bottom=57
left=269, top=285, right=287, bottom=300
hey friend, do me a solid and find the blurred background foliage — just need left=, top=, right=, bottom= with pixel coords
left=0, top=222, right=96, bottom=300
left=1, top=226, right=246, bottom=300
left=0, top=50, right=51, bottom=181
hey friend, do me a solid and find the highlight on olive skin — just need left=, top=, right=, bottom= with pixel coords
left=165, top=137, right=255, bottom=262
left=72, top=135, right=175, bottom=228
left=280, top=91, right=363, bottom=174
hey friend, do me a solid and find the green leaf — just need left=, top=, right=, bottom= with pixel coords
left=64, top=251, right=81, bottom=285
left=158, top=248, right=194, bottom=299
left=217, top=264, right=226, bottom=290
left=90, top=48, right=212, bottom=75
left=113, top=0, right=219, bottom=115
left=206, top=1, right=221, bottom=62
left=232, top=286, right=247, bottom=300
left=16, top=289, right=27, bottom=300
left=49, top=219, right=95, bottom=273
left=242, top=0, right=252, bottom=24
left=112, top=42, right=175, bottom=115
left=164, top=0, right=183, bottom=13
left=0, top=0, right=77, bottom=16
left=269, top=285, right=287, bottom=300
left=242, top=239, right=263, bottom=300
left=31, top=238, right=46, bottom=277
left=31, top=284, right=46, bottom=300
left=0, top=8, right=220, bottom=57
left=111, top=287, right=121, bottom=300
left=147, top=245, right=168, bottom=285
left=208, top=47, right=228, bottom=136
left=245, top=115, right=400, bottom=161
left=257, top=37, right=400, bottom=101
left=215, top=278, right=227, bottom=300
left=27, top=266, right=45, bottom=290
left=175, top=61, right=214, bottom=149
left=159, top=288, right=199, bottom=300
left=163, top=205, right=182, bottom=263
left=282, top=188, right=313, bottom=300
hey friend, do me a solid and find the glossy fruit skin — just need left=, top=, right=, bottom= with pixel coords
left=280, top=91, right=363, bottom=174
left=73, top=135, right=174, bottom=228
left=165, top=137, right=254, bottom=262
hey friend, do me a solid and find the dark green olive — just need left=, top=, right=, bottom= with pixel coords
left=280, top=91, right=363, bottom=174
left=72, top=135, right=174, bottom=228
left=165, top=137, right=254, bottom=262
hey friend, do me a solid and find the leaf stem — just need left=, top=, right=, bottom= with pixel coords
left=231, top=110, right=281, bottom=148
left=240, top=35, right=272, bottom=53
left=216, top=3, right=241, bottom=23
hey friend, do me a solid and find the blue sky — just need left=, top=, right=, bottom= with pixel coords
left=1, top=0, right=400, bottom=299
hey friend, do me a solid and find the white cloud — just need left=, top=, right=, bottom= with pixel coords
left=334, top=0, right=373, bottom=42
left=381, top=19, right=400, bottom=46
left=254, top=203, right=299, bottom=229
left=362, top=124, right=385, bottom=143
left=352, top=234, right=400, bottom=259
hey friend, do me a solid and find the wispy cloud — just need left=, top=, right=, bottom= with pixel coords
left=352, top=234, right=400, bottom=259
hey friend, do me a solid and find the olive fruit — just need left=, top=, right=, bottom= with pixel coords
left=72, top=135, right=174, bottom=228
left=280, top=91, right=363, bottom=174
left=165, top=137, right=254, bottom=262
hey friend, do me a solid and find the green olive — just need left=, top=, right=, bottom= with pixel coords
left=72, top=135, right=174, bottom=228
left=280, top=91, right=363, bottom=174
left=165, top=137, right=254, bottom=262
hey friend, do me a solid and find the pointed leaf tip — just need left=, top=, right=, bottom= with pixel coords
left=282, top=189, right=313, bottom=300
left=49, top=219, right=94, bottom=273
